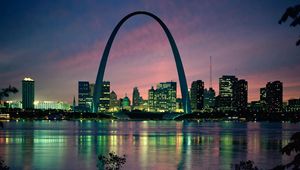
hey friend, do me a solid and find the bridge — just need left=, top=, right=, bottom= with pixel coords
left=92, top=11, right=191, bottom=114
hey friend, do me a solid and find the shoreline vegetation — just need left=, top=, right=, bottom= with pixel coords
left=0, top=108, right=300, bottom=122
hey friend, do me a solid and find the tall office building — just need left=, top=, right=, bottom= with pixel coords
left=148, top=82, right=177, bottom=112
left=132, top=87, right=140, bottom=109
left=78, top=81, right=89, bottom=112
left=266, top=81, right=283, bottom=112
left=218, top=75, right=238, bottom=111
left=22, top=77, right=35, bottom=109
left=234, top=79, right=248, bottom=111
left=98, top=81, right=110, bottom=111
left=190, top=80, right=204, bottom=112
left=204, top=88, right=216, bottom=109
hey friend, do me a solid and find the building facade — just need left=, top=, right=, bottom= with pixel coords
left=190, top=80, right=204, bottom=112
left=99, top=81, right=110, bottom=112
left=266, top=81, right=283, bottom=112
left=22, top=77, right=35, bottom=109
left=218, top=75, right=238, bottom=111
left=78, top=81, right=90, bottom=112
left=234, top=79, right=248, bottom=111
left=148, top=82, right=177, bottom=112
left=203, top=88, right=216, bottom=110
left=132, top=87, right=140, bottom=109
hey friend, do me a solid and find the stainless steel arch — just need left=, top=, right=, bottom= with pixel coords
left=93, top=11, right=191, bottom=114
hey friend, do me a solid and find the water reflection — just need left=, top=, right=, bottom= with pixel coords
left=0, top=121, right=299, bottom=170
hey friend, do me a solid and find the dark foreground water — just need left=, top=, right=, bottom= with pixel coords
left=0, top=121, right=299, bottom=170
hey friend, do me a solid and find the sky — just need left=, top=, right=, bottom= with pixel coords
left=1, top=0, right=300, bottom=103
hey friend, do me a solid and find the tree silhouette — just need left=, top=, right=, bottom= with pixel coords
left=279, top=4, right=300, bottom=46
left=271, top=132, right=300, bottom=170
left=0, top=158, right=9, bottom=170
left=0, top=85, right=18, bottom=128
left=0, top=85, right=18, bottom=100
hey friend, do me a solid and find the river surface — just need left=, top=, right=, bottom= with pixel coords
left=0, top=121, right=299, bottom=170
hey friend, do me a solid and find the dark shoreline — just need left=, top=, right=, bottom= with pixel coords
left=0, top=108, right=300, bottom=122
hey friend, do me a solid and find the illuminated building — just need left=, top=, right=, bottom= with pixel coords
left=5, top=100, right=22, bottom=109
left=218, top=75, right=237, bottom=111
left=121, top=95, right=131, bottom=110
left=266, top=81, right=283, bottom=112
left=203, top=88, right=216, bottom=110
left=148, top=82, right=177, bottom=112
left=22, top=77, right=35, bottom=109
left=234, top=79, right=248, bottom=111
left=78, top=81, right=90, bottom=112
left=109, top=91, right=119, bottom=112
left=148, top=87, right=156, bottom=111
left=132, top=87, right=140, bottom=109
left=6, top=100, right=70, bottom=110
left=34, top=101, right=70, bottom=110
left=288, top=98, right=300, bottom=112
left=190, top=80, right=204, bottom=112
left=98, top=81, right=110, bottom=112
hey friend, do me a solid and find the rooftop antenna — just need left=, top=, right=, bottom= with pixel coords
left=210, top=56, right=212, bottom=88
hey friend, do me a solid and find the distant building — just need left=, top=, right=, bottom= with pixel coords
left=203, top=88, right=216, bottom=110
left=288, top=98, right=300, bottom=112
left=78, top=81, right=90, bottom=112
left=190, top=80, right=204, bottom=112
left=218, top=75, right=237, bottom=111
left=109, top=91, right=119, bottom=111
left=148, top=86, right=156, bottom=111
left=86, top=83, right=95, bottom=112
left=176, top=98, right=184, bottom=112
left=234, top=79, right=248, bottom=111
left=260, top=88, right=267, bottom=104
left=266, top=81, right=283, bottom=112
left=259, top=87, right=267, bottom=111
left=132, top=87, right=140, bottom=109
left=121, top=95, right=131, bottom=110
left=22, top=77, right=35, bottom=109
left=34, top=101, right=70, bottom=110
left=5, top=101, right=22, bottom=109
left=98, top=81, right=110, bottom=112
left=148, top=82, right=177, bottom=112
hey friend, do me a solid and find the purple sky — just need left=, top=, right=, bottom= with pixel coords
left=1, top=0, right=300, bottom=103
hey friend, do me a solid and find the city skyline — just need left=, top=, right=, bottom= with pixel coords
left=1, top=1, right=300, bottom=103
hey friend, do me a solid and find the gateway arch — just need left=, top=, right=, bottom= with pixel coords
left=93, top=11, right=191, bottom=114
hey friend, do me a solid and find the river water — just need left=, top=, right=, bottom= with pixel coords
left=0, top=121, right=299, bottom=170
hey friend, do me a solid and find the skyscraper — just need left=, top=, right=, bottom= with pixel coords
left=78, top=81, right=89, bottom=112
left=148, top=82, right=177, bottom=112
left=204, top=88, right=216, bottom=109
left=22, top=77, right=35, bottom=109
left=190, top=80, right=204, bottom=112
left=234, top=79, right=248, bottom=111
left=218, top=75, right=238, bottom=111
left=266, top=81, right=283, bottom=112
left=132, top=87, right=140, bottom=109
left=98, top=81, right=110, bottom=111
